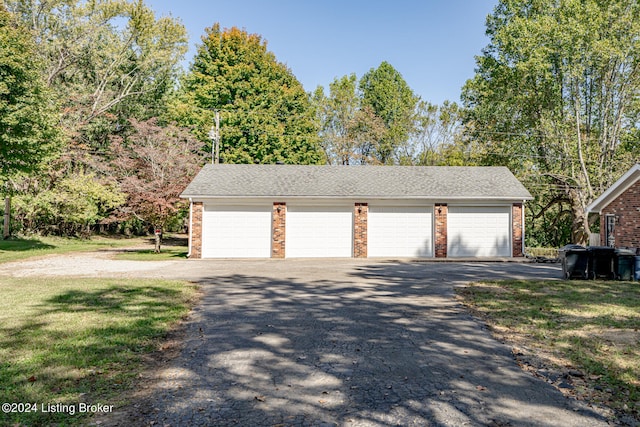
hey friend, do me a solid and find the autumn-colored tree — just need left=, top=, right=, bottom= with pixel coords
left=110, top=118, right=204, bottom=251
left=173, top=24, right=323, bottom=165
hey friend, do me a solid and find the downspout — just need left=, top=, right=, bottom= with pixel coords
left=187, top=198, right=193, bottom=258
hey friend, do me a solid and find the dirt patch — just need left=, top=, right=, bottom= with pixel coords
left=0, top=251, right=180, bottom=278
left=569, top=327, right=640, bottom=347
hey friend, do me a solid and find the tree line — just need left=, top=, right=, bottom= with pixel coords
left=1, top=0, right=638, bottom=247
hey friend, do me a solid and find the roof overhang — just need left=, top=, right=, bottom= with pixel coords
left=182, top=194, right=532, bottom=202
left=586, top=164, right=640, bottom=214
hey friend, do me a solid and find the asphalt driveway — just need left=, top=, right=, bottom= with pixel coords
left=105, top=259, right=609, bottom=427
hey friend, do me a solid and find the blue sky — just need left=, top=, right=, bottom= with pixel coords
left=145, top=0, right=497, bottom=105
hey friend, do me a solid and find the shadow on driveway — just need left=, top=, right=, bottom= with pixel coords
left=114, top=261, right=608, bottom=426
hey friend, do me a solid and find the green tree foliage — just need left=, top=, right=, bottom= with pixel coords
left=463, top=0, right=640, bottom=245
left=3, top=1, right=189, bottom=237
left=5, top=0, right=188, bottom=153
left=312, top=74, right=385, bottom=164
left=402, top=100, right=471, bottom=166
left=0, top=5, right=61, bottom=180
left=11, top=173, right=125, bottom=236
left=359, top=61, right=419, bottom=164
left=174, top=24, right=323, bottom=165
left=313, top=69, right=464, bottom=166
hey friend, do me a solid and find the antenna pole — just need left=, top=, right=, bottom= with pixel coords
left=209, top=110, right=220, bottom=164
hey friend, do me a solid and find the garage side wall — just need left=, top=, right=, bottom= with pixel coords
left=512, top=203, right=523, bottom=257
left=190, top=202, right=203, bottom=259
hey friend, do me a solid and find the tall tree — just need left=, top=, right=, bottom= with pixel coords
left=402, top=100, right=469, bottom=166
left=312, top=74, right=385, bottom=165
left=110, top=118, right=204, bottom=251
left=1, top=5, right=62, bottom=238
left=359, top=61, right=419, bottom=164
left=0, top=5, right=61, bottom=180
left=5, top=0, right=188, bottom=153
left=4, top=0, right=188, bottom=237
left=462, top=0, right=640, bottom=244
left=174, top=24, right=323, bottom=165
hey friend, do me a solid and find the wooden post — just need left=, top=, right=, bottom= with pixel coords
left=3, top=197, right=10, bottom=239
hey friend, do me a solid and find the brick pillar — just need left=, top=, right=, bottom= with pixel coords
left=272, top=202, right=286, bottom=258
left=435, top=204, right=448, bottom=258
left=512, top=203, right=523, bottom=257
left=190, top=202, right=203, bottom=259
left=354, top=203, right=368, bottom=258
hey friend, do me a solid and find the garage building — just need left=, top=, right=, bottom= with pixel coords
left=181, top=164, right=532, bottom=259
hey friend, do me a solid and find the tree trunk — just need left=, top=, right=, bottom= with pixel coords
left=568, top=189, right=590, bottom=245
left=3, top=197, right=10, bottom=240
left=154, top=227, right=162, bottom=253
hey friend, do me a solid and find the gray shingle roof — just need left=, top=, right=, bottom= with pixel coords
left=181, top=164, right=533, bottom=200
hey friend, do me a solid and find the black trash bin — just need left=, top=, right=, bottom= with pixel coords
left=559, top=244, right=588, bottom=279
left=587, top=246, right=616, bottom=280
left=614, top=249, right=636, bottom=281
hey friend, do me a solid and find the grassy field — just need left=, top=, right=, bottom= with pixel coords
left=0, top=276, right=198, bottom=426
left=458, top=279, right=640, bottom=420
left=0, top=234, right=188, bottom=264
left=0, top=235, right=146, bottom=264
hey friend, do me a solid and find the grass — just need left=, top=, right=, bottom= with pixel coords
left=114, top=247, right=188, bottom=260
left=458, top=279, right=640, bottom=420
left=525, top=247, right=559, bottom=258
left=0, top=276, right=198, bottom=426
left=114, top=235, right=188, bottom=260
left=0, top=234, right=189, bottom=264
left=0, top=235, right=147, bottom=264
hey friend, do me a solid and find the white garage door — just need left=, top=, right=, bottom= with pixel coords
left=447, top=206, right=511, bottom=257
left=286, top=206, right=352, bottom=257
left=368, top=206, right=433, bottom=257
left=202, top=205, right=272, bottom=258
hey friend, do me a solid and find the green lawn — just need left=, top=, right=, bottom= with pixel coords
left=0, top=276, right=198, bottom=426
left=0, top=235, right=188, bottom=264
left=114, top=246, right=188, bottom=261
left=458, top=279, right=640, bottom=419
left=0, top=235, right=146, bottom=264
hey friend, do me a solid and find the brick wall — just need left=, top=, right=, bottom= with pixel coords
left=354, top=203, right=368, bottom=258
left=512, top=203, right=523, bottom=257
left=189, top=202, right=203, bottom=259
left=435, top=204, right=448, bottom=258
left=600, top=180, right=640, bottom=248
left=272, top=202, right=286, bottom=258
